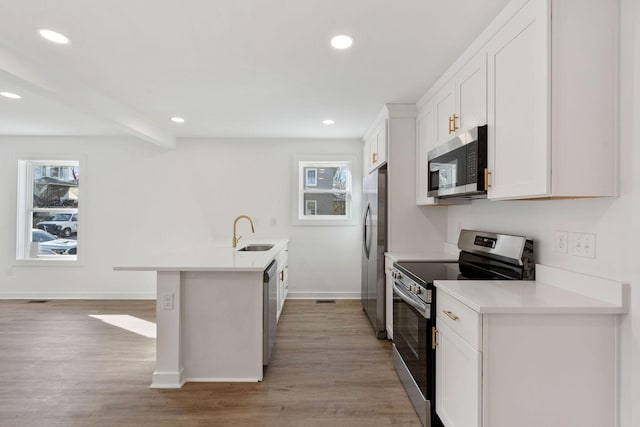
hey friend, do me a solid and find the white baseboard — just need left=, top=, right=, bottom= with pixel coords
left=185, top=377, right=261, bottom=383
left=0, top=291, right=156, bottom=300
left=287, top=291, right=360, bottom=300
left=150, top=369, right=185, bottom=389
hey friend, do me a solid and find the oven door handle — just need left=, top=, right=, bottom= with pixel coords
left=393, top=281, right=428, bottom=319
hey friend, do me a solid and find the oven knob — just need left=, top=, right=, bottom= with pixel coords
left=393, top=271, right=402, bottom=280
left=414, top=287, right=422, bottom=295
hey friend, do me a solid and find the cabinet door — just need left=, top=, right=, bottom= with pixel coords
left=434, top=81, right=456, bottom=145
left=375, top=120, right=388, bottom=167
left=436, top=319, right=481, bottom=427
left=486, top=0, right=550, bottom=199
left=416, top=104, right=437, bottom=205
left=456, top=52, right=487, bottom=132
left=363, top=137, right=372, bottom=176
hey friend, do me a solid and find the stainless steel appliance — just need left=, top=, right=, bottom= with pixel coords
left=427, top=125, right=488, bottom=199
left=263, top=260, right=277, bottom=365
left=361, top=166, right=387, bottom=338
left=392, top=229, right=534, bottom=427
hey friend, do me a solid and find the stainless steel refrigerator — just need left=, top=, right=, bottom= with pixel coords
left=361, top=166, right=387, bottom=339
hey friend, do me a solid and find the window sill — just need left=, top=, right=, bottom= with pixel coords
left=13, top=257, right=83, bottom=267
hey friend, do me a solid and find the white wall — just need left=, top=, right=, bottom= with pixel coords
left=446, top=1, right=639, bottom=424
left=0, top=136, right=363, bottom=299
left=625, top=0, right=640, bottom=424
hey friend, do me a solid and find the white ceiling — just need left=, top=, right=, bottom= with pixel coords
left=0, top=0, right=510, bottom=146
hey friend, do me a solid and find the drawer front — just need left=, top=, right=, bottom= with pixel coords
left=437, top=291, right=481, bottom=350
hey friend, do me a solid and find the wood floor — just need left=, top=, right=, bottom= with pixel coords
left=0, top=299, right=421, bottom=427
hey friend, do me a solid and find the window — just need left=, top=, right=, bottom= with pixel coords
left=16, top=160, right=80, bottom=262
left=297, top=160, right=352, bottom=223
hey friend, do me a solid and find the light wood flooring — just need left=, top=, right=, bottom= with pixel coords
left=0, top=299, right=420, bottom=426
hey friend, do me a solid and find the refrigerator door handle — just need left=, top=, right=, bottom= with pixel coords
left=363, top=204, right=371, bottom=259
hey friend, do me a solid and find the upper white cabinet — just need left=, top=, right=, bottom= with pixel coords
left=486, top=0, right=550, bottom=199
left=433, top=81, right=456, bottom=145
left=432, top=52, right=487, bottom=147
left=363, top=119, right=388, bottom=175
left=275, top=245, right=288, bottom=321
left=486, top=0, right=617, bottom=199
left=416, top=0, right=618, bottom=203
left=456, top=53, right=487, bottom=136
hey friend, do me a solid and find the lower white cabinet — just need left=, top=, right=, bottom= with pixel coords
left=275, top=245, right=288, bottom=321
left=435, top=288, right=618, bottom=427
left=436, top=320, right=481, bottom=427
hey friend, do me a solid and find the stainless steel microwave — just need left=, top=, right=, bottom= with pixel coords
left=427, top=125, right=488, bottom=199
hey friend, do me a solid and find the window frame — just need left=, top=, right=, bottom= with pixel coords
left=15, top=159, right=83, bottom=265
left=293, top=159, right=355, bottom=226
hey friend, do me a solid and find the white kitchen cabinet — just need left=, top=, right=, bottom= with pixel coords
left=435, top=286, right=619, bottom=427
left=275, top=245, right=288, bottom=321
left=485, top=0, right=617, bottom=199
left=432, top=51, right=487, bottom=148
left=363, top=118, right=388, bottom=174
left=436, top=320, right=481, bottom=427
left=455, top=52, right=486, bottom=134
left=433, top=81, right=456, bottom=146
left=436, top=292, right=482, bottom=427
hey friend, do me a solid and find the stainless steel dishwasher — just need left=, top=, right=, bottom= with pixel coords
left=263, top=260, right=278, bottom=365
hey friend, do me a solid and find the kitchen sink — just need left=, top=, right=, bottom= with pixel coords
left=237, top=244, right=274, bottom=252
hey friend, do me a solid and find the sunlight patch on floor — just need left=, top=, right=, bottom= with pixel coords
left=89, top=314, right=156, bottom=338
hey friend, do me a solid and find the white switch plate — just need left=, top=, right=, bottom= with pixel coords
left=162, top=293, right=174, bottom=310
left=554, top=231, right=568, bottom=254
left=570, top=232, right=596, bottom=258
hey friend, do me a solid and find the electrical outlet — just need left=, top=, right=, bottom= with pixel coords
left=162, top=293, right=174, bottom=310
left=554, top=231, right=568, bottom=254
left=570, top=232, right=596, bottom=258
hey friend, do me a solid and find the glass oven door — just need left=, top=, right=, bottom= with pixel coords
left=392, top=279, right=431, bottom=398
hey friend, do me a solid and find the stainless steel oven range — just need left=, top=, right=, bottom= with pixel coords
left=392, top=229, right=534, bottom=427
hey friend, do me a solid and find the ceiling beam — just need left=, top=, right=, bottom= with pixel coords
left=0, top=43, right=176, bottom=148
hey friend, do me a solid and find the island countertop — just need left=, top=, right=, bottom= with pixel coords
left=113, top=239, right=288, bottom=272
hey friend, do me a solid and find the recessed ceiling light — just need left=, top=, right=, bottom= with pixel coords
left=38, top=29, right=70, bottom=45
left=171, top=117, right=185, bottom=123
left=0, top=92, right=22, bottom=99
left=322, top=119, right=335, bottom=125
left=330, top=35, right=353, bottom=50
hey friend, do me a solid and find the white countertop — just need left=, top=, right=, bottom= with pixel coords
left=435, top=265, right=628, bottom=315
left=114, top=239, right=288, bottom=272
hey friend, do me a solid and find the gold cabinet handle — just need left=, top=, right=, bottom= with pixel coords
left=372, top=152, right=377, bottom=164
left=452, top=114, right=459, bottom=132
left=280, top=270, right=284, bottom=281
left=443, top=310, right=459, bottom=321
left=484, top=168, right=491, bottom=191
left=448, top=115, right=454, bottom=134
left=432, top=326, right=438, bottom=350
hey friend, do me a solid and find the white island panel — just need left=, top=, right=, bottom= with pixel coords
left=182, top=271, right=264, bottom=382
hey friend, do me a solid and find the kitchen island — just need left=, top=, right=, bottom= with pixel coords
left=114, top=239, right=288, bottom=388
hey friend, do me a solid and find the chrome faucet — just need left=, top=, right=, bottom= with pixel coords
left=232, top=215, right=255, bottom=248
